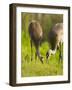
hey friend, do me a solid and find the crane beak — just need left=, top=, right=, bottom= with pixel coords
left=46, top=51, right=49, bottom=59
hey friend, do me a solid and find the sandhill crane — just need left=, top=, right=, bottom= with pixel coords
left=29, top=20, right=43, bottom=63
left=46, top=23, right=63, bottom=62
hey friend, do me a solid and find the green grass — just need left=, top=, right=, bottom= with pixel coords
left=21, top=31, right=63, bottom=77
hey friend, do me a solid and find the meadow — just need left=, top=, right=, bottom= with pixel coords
left=21, top=13, right=63, bottom=77
left=21, top=30, right=63, bottom=77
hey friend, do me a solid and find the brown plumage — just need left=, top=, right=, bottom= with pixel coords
left=48, top=23, right=63, bottom=50
left=29, top=20, right=43, bottom=63
left=46, top=23, right=63, bottom=62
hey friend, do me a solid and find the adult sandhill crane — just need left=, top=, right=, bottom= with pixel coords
left=46, top=23, right=63, bottom=62
left=29, top=20, right=43, bottom=63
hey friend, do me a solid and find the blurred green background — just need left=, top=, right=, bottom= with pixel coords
left=21, top=13, right=63, bottom=77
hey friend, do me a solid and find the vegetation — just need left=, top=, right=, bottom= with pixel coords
left=21, top=13, right=63, bottom=77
